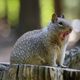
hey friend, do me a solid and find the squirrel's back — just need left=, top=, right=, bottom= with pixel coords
left=10, top=28, right=54, bottom=65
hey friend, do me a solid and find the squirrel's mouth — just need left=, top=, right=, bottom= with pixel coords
left=60, top=29, right=72, bottom=41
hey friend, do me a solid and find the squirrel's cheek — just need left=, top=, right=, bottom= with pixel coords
left=59, top=32, right=65, bottom=41
left=60, top=32, right=69, bottom=41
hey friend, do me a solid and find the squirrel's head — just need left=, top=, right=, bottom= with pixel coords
left=48, top=13, right=72, bottom=41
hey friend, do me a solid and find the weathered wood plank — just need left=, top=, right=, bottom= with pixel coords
left=0, top=64, right=80, bottom=80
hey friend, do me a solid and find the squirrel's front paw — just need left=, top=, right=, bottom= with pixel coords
left=52, top=64, right=58, bottom=67
left=59, top=64, right=68, bottom=68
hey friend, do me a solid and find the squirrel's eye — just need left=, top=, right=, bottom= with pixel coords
left=58, top=22, right=65, bottom=29
left=59, top=22, right=63, bottom=25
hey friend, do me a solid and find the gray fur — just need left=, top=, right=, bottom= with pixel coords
left=10, top=20, right=71, bottom=66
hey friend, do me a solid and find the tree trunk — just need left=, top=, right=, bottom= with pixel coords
left=54, top=0, right=62, bottom=16
left=16, top=0, right=41, bottom=37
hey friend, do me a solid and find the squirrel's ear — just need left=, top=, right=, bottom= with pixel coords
left=51, top=13, right=58, bottom=23
left=60, top=15, right=64, bottom=18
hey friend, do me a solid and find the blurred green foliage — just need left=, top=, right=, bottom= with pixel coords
left=62, top=0, right=80, bottom=19
left=7, top=0, right=20, bottom=26
left=0, top=0, right=80, bottom=28
left=0, top=0, right=5, bottom=18
left=0, top=0, right=54, bottom=27
left=39, top=0, right=54, bottom=27
left=0, top=0, right=20, bottom=26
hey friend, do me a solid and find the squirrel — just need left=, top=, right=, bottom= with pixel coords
left=10, top=14, right=72, bottom=67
